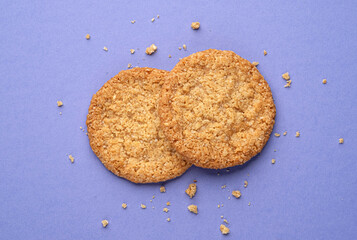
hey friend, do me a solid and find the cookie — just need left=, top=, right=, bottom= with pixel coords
left=159, top=49, right=276, bottom=169
left=86, top=68, right=192, bottom=183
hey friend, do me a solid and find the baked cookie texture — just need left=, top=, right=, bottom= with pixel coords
left=159, top=49, right=276, bottom=169
left=87, top=68, right=192, bottom=183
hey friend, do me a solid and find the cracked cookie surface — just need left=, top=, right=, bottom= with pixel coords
left=159, top=49, right=276, bottom=169
left=87, top=68, right=192, bottom=183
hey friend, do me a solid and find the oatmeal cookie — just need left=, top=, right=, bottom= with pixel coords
left=87, top=68, right=191, bottom=183
left=159, top=49, right=276, bottom=169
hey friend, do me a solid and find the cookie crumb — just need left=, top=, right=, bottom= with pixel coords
left=151, top=17, right=155, bottom=22
left=131, top=20, right=136, bottom=24
left=85, top=34, right=90, bottom=40
left=282, top=72, right=290, bottom=80
left=191, top=22, right=200, bottom=30
left=183, top=44, right=187, bottom=50
left=252, top=62, right=259, bottom=66
left=322, top=79, right=327, bottom=84
left=167, top=218, right=171, bottom=222
left=57, top=101, right=63, bottom=107
left=187, top=204, right=198, bottom=214
left=157, top=15, right=160, bottom=19
left=221, top=204, right=224, bottom=207
left=296, top=131, right=300, bottom=137
left=284, top=80, right=292, bottom=88
left=168, top=54, right=172, bottom=58
left=339, top=138, right=344, bottom=144
left=122, top=203, right=127, bottom=209
left=283, top=131, right=287, bottom=136
left=178, top=47, right=182, bottom=50
left=101, top=219, right=108, bottom=228
left=264, top=50, right=267, bottom=56
left=141, top=204, right=146, bottom=209
left=272, top=159, right=276, bottom=164
left=193, top=179, right=197, bottom=183
left=221, top=215, right=224, bottom=219
left=223, top=219, right=229, bottom=224
left=217, top=205, right=220, bottom=208
left=185, top=183, right=197, bottom=198
left=232, top=190, right=241, bottom=199
left=221, top=185, right=226, bottom=189
left=220, top=224, right=230, bottom=235
left=163, top=207, right=169, bottom=213
left=244, top=180, right=248, bottom=188
left=160, top=186, right=166, bottom=193
left=130, top=49, right=135, bottom=54
left=166, top=201, right=171, bottom=206
left=145, top=44, right=157, bottom=55
left=248, top=202, right=251, bottom=206
left=103, top=46, right=108, bottom=51
left=274, top=133, right=280, bottom=137
left=152, top=195, right=155, bottom=199
left=127, top=63, right=132, bottom=69
left=68, top=155, right=74, bottom=163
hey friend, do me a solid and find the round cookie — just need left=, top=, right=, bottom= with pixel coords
left=159, top=49, right=276, bottom=169
left=86, top=68, right=192, bottom=183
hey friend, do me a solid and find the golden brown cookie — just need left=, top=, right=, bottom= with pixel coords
left=159, top=49, right=276, bottom=169
left=86, top=68, right=192, bottom=183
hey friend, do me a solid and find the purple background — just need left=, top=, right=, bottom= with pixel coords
left=1, top=0, right=356, bottom=239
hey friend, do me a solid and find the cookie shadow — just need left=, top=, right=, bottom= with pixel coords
left=191, top=152, right=260, bottom=178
